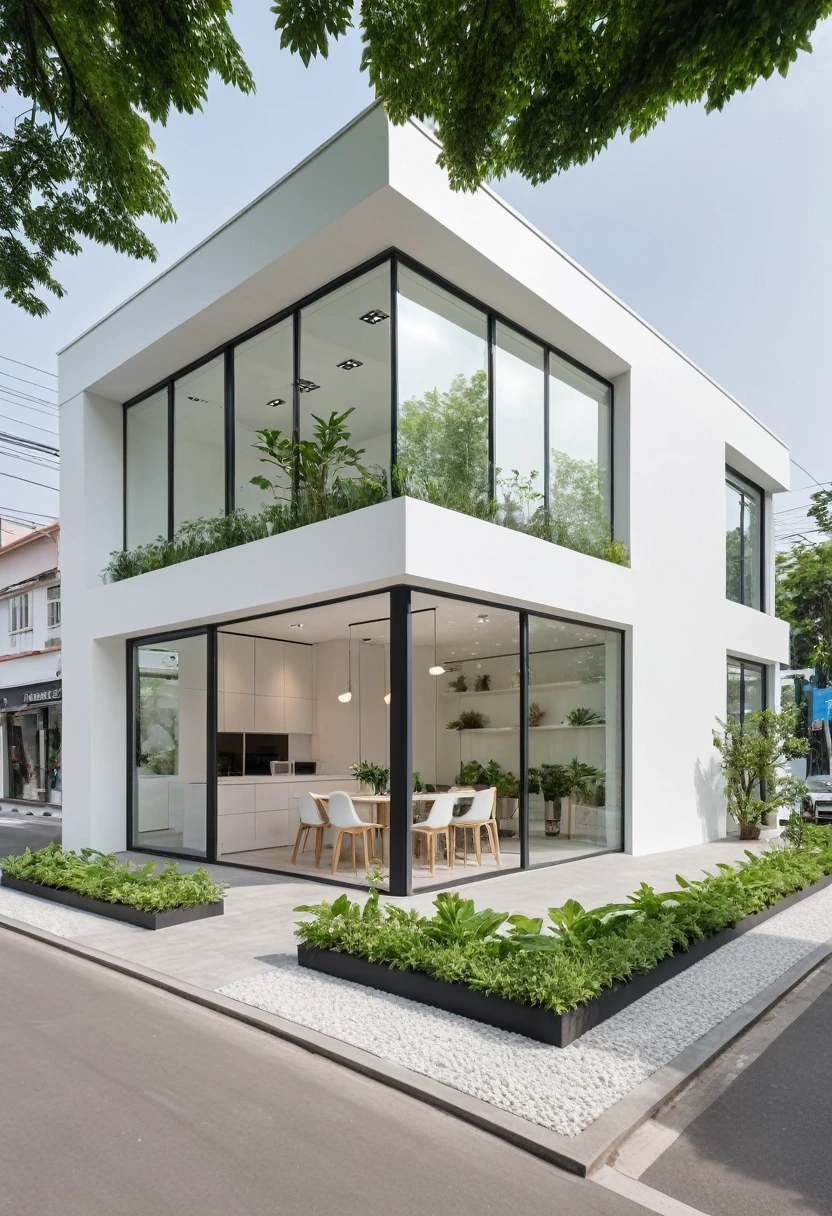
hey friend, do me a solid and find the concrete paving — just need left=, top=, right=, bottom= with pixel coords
left=0, top=930, right=649, bottom=1216
left=0, top=810, right=61, bottom=856
left=641, top=969, right=832, bottom=1216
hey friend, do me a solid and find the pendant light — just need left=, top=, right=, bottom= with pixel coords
left=429, top=608, right=445, bottom=676
left=338, top=624, right=353, bottom=702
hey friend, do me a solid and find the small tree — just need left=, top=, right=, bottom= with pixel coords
left=713, top=707, right=808, bottom=840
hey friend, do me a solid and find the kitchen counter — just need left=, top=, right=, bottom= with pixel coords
left=217, top=773, right=352, bottom=784
left=216, top=773, right=359, bottom=857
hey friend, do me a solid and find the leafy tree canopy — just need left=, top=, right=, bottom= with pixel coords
left=272, top=0, right=831, bottom=189
left=777, top=488, right=832, bottom=679
left=1, top=1, right=253, bottom=315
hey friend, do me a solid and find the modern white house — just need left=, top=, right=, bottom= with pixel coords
left=0, top=524, right=62, bottom=813
left=59, top=104, right=789, bottom=895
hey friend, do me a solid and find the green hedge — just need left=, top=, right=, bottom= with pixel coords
left=1, top=844, right=225, bottom=913
left=295, top=823, right=832, bottom=1015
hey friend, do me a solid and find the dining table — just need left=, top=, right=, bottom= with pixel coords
left=314, top=789, right=477, bottom=863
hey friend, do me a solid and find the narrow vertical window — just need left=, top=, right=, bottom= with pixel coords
left=726, top=469, right=763, bottom=609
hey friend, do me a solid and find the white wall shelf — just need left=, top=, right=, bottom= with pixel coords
left=441, top=680, right=583, bottom=697
left=446, top=723, right=605, bottom=734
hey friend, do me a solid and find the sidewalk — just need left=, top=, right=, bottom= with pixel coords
left=1, top=834, right=828, bottom=1176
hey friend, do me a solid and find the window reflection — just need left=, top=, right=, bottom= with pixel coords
left=234, top=318, right=293, bottom=512
left=174, top=357, right=225, bottom=528
left=397, top=268, right=489, bottom=508
left=549, top=353, right=611, bottom=551
left=494, top=324, right=545, bottom=517
left=726, top=471, right=762, bottom=609
left=126, top=389, right=168, bottom=547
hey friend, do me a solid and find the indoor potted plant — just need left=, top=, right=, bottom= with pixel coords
left=350, top=760, right=390, bottom=796
left=539, top=763, right=571, bottom=836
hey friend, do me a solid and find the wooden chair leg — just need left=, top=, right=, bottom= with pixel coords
left=428, top=831, right=436, bottom=877
left=487, top=821, right=501, bottom=866
left=473, top=824, right=482, bottom=865
left=446, top=827, right=453, bottom=868
left=291, top=823, right=306, bottom=864
left=314, top=826, right=324, bottom=868
left=331, top=830, right=344, bottom=874
left=350, top=832, right=357, bottom=874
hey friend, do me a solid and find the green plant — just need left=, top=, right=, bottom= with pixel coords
left=713, top=707, right=808, bottom=840
left=566, top=707, right=604, bottom=726
left=0, top=844, right=224, bottom=912
left=563, top=758, right=605, bottom=803
left=446, top=710, right=489, bottom=731
left=538, top=763, right=572, bottom=805
left=350, top=761, right=389, bottom=796
left=474, top=673, right=491, bottom=692
left=448, top=672, right=468, bottom=693
left=458, top=761, right=488, bottom=785
left=251, top=409, right=368, bottom=515
left=294, top=828, right=832, bottom=1015
left=413, top=771, right=425, bottom=794
left=528, top=701, right=545, bottom=727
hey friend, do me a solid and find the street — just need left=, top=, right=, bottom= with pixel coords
left=0, top=811, right=61, bottom=857
left=0, top=931, right=647, bottom=1216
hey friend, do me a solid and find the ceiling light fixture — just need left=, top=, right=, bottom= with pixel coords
left=477, top=614, right=489, bottom=624
left=429, top=608, right=445, bottom=675
left=360, top=309, right=389, bottom=325
left=187, top=395, right=209, bottom=403
left=297, top=379, right=320, bottom=393
left=338, top=624, right=353, bottom=702
left=290, top=622, right=304, bottom=630
left=267, top=398, right=286, bottom=408
left=337, top=358, right=363, bottom=371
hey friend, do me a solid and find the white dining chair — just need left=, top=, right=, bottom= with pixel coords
left=326, top=791, right=381, bottom=875
left=411, top=792, right=457, bottom=877
left=291, top=792, right=327, bottom=868
left=451, top=787, right=500, bottom=866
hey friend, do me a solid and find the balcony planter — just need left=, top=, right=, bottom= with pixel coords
left=298, top=871, right=832, bottom=1047
left=0, top=873, right=224, bottom=930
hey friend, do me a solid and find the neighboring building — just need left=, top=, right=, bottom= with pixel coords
left=0, top=524, right=61, bottom=812
left=59, top=105, right=789, bottom=895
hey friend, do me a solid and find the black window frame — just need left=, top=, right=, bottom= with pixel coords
left=727, top=655, right=768, bottom=725
left=122, top=249, right=615, bottom=551
left=726, top=466, right=765, bottom=612
left=126, top=584, right=625, bottom=896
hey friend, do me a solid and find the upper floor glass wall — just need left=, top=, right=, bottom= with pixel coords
left=397, top=267, right=489, bottom=508
left=121, top=254, right=614, bottom=559
left=726, top=470, right=763, bottom=610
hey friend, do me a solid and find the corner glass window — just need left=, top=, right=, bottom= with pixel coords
left=299, top=263, right=392, bottom=481
left=125, top=388, right=168, bottom=547
left=726, top=471, right=762, bottom=609
left=727, top=657, right=766, bottom=724
left=549, top=352, right=612, bottom=550
left=397, top=267, right=489, bottom=508
left=234, top=317, right=294, bottom=512
left=174, top=357, right=225, bottom=529
left=494, top=324, right=545, bottom=508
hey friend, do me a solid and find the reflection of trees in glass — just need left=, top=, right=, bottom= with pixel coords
left=397, top=370, right=489, bottom=507
left=548, top=449, right=610, bottom=556
left=726, top=525, right=742, bottom=601
left=138, top=676, right=178, bottom=775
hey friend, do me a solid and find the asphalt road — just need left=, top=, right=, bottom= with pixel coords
left=0, top=811, right=61, bottom=857
left=643, top=979, right=832, bottom=1215
left=0, top=931, right=648, bottom=1216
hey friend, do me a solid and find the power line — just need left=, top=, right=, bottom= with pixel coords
left=0, top=450, right=60, bottom=472
left=789, top=456, right=824, bottom=487
left=0, top=505, right=58, bottom=521
left=0, top=431, right=59, bottom=456
left=0, top=384, right=58, bottom=408
left=0, top=369, right=57, bottom=394
left=0, top=354, right=57, bottom=379
left=0, top=394, right=60, bottom=420
left=0, top=413, right=58, bottom=436
left=0, top=469, right=59, bottom=491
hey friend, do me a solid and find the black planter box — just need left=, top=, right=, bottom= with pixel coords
left=1, top=873, right=224, bottom=930
left=298, top=871, right=832, bottom=1047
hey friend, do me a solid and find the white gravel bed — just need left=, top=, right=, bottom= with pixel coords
left=218, top=884, right=832, bottom=1138
left=0, top=885, right=129, bottom=937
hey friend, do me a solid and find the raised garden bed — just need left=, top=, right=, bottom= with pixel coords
left=299, top=871, right=832, bottom=1047
left=1, top=873, right=224, bottom=931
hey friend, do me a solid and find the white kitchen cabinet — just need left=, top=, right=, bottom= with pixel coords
left=255, top=638, right=285, bottom=697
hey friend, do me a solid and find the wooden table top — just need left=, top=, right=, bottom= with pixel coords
left=315, top=790, right=477, bottom=803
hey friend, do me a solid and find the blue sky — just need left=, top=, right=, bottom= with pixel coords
left=0, top=8, right=829, bottom=541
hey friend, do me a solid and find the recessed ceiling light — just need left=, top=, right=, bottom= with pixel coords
left=337, top=359, right=363, bottom=371
left=297, top=379, right=320, bottom=393
left=477, top=614, right=489, bottom=624
left=360, top=309, right=389, bottom=325
left=187, top=395, right=209, bottom=403
left=290, top=622, right=304, bottom=629
left=267, top=398, right=286, bottom=408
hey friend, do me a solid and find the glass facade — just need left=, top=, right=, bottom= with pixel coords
left=726, top=470, right=763, bottom=609
left=133, top=635, right=208, bottom=857
left=7, top=712, right=43, bottom=801
left=125, top=388, right=168, bottom=548
left=397, top=267, right=489, bottom=507
left=122, top=254, right=614, bottom=556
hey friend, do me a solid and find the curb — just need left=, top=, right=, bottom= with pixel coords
left=0, top=910, right=829, bottom=1176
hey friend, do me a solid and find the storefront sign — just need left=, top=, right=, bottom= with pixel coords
left=806, top=685, right=832, bottom=723
left=0, top=681, right=62, bottom=712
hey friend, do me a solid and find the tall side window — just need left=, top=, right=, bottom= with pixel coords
left=234, top=317, right=294, bottom=513
left=46, top=585, right=61, bottom=629
left=125, top=388, right=169, bottom=548
left=549, top=352, right=612, bottom=550
left=9, top=593, right=30, bottom=634
left=494, top=324, right=545, bottom=507
left=726, top=470, right=763, bottom=609
left=727, top=657, right=766, bottom=723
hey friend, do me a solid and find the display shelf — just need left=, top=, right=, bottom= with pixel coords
left=442, top=680, right=583, bottom=697
left=445, top=724, right=606, bottom=734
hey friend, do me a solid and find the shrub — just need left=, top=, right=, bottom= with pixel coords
left=1, top=844, right=225, bottom=912
left=295, top=830, right=832, bottom=1014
